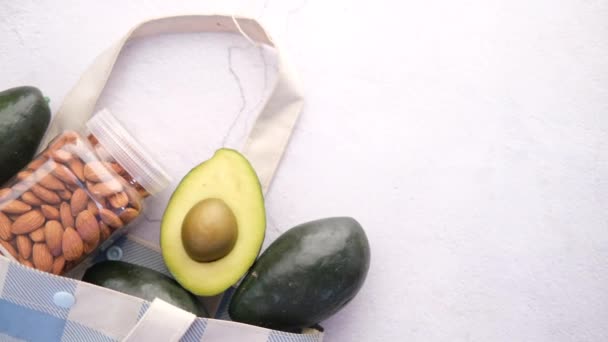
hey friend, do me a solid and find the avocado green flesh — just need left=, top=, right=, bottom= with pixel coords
left=161, top=149, right=266, bottom=296
left=82, top=261, right=208, bottom=317
left=228, top=217, right=370, bottom=331
left=0, top=86, right=51, bottom=185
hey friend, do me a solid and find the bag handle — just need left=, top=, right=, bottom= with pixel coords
left=39, top=15, right=304, bottom=193
left=122, top=298, right=196, bottom=342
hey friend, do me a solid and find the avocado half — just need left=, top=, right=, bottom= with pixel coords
left=161, top=149, right=266, bottom=296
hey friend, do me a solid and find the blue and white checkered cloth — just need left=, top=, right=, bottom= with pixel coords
left=0, top=237, right=323, bottom=342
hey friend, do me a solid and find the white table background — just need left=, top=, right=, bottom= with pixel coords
left=2, top=1, right=608, bottom=341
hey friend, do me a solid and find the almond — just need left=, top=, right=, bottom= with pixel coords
left=62, top=227, right=83, bottom=261
left=119, top=208, right=139, bottom=224
left=68, top=159, right=85, bottom=181
left=45, top=220, right=64, bottom=256
left=49, top=132, right=78, bottom=151
left=39, top=173, right=65, bottom=191
left=12, top=210, right=45, bottom=234
left=90, top=180, right=123, bottom=197
left=1, top=200, right=32, bottom=214
left=60, top=202, right=74, bottom=228
left=66, top=183, right=80, bottom=192
left=52, top=255, right=65, bottom=275
left=85, top=182, right=104, bottom=202
left=104, top=161, right=125, bottom=175
left=32, top=243, right=53, bottom=272
left=21, top=192, right=42, bottom=206
left=75, top=210, right=99, bottom=243
left=124, top=186, right=142, bottom=211
left=16, top=235, right=32, bottom=259
left=41, top=205, right=60, bottom=220
left=99, top=221, right=111, bottom=241
left=52, top=164, right=78, bottom=186
left=50, top=149, right=72, bottom=163
left=27, top=157, right=48, bottom=171
left=70, top=188, right=88, bottom=216
left=83, top=240, right=98, bottom=254
left=0, top=212, right=13, bottom=241
left=108, top=192, right=128, bottom=209
left=137, top=187, right=149, bottom=198
left=47, top=136, right=68, bottom=151
left=84, top=161, right=113, bottom=182
left=0, top=240, right=17, bottom=259
left=16, top=170, right=33, bottom=181
left=0, top=188, right=12, bottom=202
left=87, top=200, right=100, bottom=216
left=31, top=185, right=61, bottom=204
left=29, top=228, right=45, bottom=242
left=58, top=190, right=72, bottom=201
left=121, top=172, right=134, bottom=184
left=100, top=208, right=123, bottom=229
left=22, top=259, right=34, bottom=268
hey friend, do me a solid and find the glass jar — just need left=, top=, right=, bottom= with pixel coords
left=0, top=109, right=170, bottom=275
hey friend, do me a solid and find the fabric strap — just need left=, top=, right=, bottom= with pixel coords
left=39, top=14, right=304, bottom=193
left=122, top=298, right=196, bottom=342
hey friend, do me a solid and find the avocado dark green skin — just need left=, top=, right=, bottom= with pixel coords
left=0, top=86, right=51, bottom=185
left=228, top=217, right=370, bottom=331
left=82, top=261, right=208, bottom=317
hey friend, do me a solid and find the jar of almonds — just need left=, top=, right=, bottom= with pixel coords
left=0, top=109, right=171, bottom=275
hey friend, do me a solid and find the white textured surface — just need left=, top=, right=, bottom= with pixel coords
left=2, top=1, right=608, bottom=341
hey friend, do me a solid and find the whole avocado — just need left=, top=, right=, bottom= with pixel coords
left=229, top=217, right=371, bottom=332
left=0, top=86, right=51, bottom=185
left=82, top=261, right=208, bottom=317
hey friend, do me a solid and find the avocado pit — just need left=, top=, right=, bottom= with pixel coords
left=181, top=198, right=238, bottom=262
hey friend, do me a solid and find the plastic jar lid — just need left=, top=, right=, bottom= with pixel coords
left=86, top=109, right=171, bottom=196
